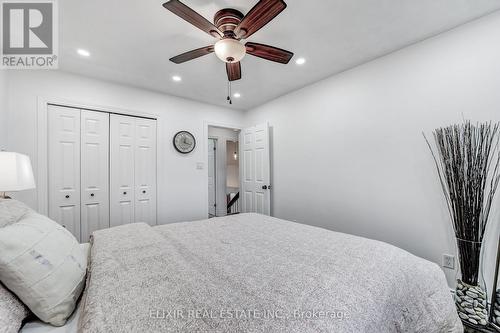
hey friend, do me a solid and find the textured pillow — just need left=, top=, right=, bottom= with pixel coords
left=0, top=198, right=32, bottom=228
left=0, top=212, right=87, bottom=326
left=0, top=282, right=30, bottom=333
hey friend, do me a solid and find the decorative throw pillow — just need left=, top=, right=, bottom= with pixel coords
left=0, top=198, right=32, bottom=228
left=0, top=212, right=87, bottom=326
left=0, top=282, right=30, bottom=333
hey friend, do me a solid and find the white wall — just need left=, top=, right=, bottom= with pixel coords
left=6, top=70, right=244, bottom=223
left=208, top=126, right=239, bottom=216
left=244, top=12, right=500, bottom=288
left=0, top=70, right=7, bottom=150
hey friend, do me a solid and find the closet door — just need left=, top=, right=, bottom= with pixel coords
left=110, top=115, right=135, bottom=227
left=80, top=110, right=110, bottom=242
left=48, top=105, right=81, bottom=241
left=134, top=118, right=157, bottom=225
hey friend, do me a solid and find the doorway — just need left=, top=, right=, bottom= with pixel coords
left=208, top=126, right=241, bottom=217
left=226, top=140, right=239, bottom=215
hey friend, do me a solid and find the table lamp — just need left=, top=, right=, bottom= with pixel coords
left=0, top=152, right=36, bottom=199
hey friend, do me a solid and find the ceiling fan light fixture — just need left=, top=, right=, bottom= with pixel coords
left=214, top=39, right=246, bottom=63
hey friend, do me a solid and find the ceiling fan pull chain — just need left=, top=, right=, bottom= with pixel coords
left=227, top=80, right=232, bottom=105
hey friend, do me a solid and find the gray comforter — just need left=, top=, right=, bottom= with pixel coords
left=79, top=213, right=462, bottom=332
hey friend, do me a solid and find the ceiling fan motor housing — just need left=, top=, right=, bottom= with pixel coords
left=214, top=8, right=244, bottom=37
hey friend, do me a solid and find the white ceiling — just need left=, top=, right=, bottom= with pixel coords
left=60, top=0, right=500, bottom=110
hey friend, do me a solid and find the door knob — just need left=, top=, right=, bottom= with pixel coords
left=123, top=191, right=127, bottom=195
left=90, top=193, right=95, bottom=197
left=142, top=190, right=146, bottom=194
left=262, top=185, right=268, bottom=190
left=65, top=195, right=70, bottom=199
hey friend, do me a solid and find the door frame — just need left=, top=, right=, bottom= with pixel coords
left=207, top=137, right=217, bottom=217
left=203, top=121, right=243, bottom=218
left=36, top=96, right=160, bottom=218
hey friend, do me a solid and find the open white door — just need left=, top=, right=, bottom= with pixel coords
left=208, top=138, right=216, bottom=216
left=240, top=123, right=271, bottom=215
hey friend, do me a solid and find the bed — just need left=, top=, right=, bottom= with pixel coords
left=68, top=213, right=462, bottom=332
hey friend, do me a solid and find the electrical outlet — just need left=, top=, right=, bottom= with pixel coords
left=443, top=254, right=455, bottom=269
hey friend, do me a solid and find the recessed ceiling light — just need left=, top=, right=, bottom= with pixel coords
left=77, top=49, right=90, bottom=57
left=233, top=93, right=241, bottom=98
left=295, top=57, right=306, bottom=65
left=172, top=75, right=182, bottom=82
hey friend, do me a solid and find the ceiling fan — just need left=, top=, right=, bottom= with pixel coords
left=163, top=0, right=294, bottom=84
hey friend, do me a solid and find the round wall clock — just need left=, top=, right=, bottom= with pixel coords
left=173, top=131, right=196, bottom=154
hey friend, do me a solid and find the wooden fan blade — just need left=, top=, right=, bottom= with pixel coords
left=170, top=45, right=214, bottom=64
left=163, top=0, right=223, bottom=38
left=234, top=0, right=287, bottom=39
left=226, top=62, right=242, bottom=81
left=245, top=42, right=293, bottom=64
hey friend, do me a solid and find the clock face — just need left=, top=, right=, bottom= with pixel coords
left=173, top=131, right=196, bottom=154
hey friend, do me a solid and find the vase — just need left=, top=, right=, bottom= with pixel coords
left=492, top=289, right=500, bottom=330
left=455, top=280, right=488, bottom=327
left=489, top=236, right=500, bottom=331
left=454, top=238, right=488, bottom=327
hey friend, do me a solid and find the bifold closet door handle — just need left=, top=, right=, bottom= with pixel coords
left=142, top=190, right=146, bottom=194
left=90, top=193, right=95, bottom=197
left=65, top=195, right=70, bottom=199
left=262, top=185, right=268, bottom=190
left=123, top=191, right=127, bottom=195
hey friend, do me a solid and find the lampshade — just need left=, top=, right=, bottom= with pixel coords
left=0, top=152, right=36, bottom=192
left=214, top=39, right=246, bottom=63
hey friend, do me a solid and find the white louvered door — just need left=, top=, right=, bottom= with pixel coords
left=48, top=105, right=81, bottom=240
left=240, top=123, right=271, bottom=215
left=80, top=110, right=110, bottom=242
left=134, top=118, right=157, bottom=225
left=110, top=114, right=136, bottom=227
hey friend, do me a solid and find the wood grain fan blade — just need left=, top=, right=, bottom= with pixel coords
left=170, top=46, right=214, bottom=64
left=226, top=62, right=241, bottom=81
left=245, top=42, right=293, bottom=64
left=163, top=0, right=223, bottom=38
left=234, top=0, right=287, bottom=39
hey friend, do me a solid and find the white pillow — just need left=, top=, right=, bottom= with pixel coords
left=0, top=212, right=87, bottom=326
left=0, top=198, right=32, bottom=228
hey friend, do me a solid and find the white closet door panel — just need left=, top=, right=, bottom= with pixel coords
left=110, top=115, right=136, bottom=227
left=81, top=110, right=109, bottom=242
left=48, top=105, right=81, bottom=241
left=134, top=118, right=157, bottom=225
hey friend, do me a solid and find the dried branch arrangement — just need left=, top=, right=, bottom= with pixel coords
left=424, top=121, right=500, bottom=285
